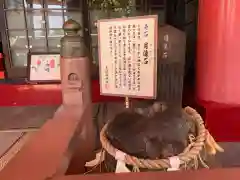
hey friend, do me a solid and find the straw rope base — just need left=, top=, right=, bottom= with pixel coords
left=100, top=106, right=223, bottom=170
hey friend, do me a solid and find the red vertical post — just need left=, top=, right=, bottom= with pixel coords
left=197, top=0, right=240, bottom=105
left=197, top=0, right=240, bottom=141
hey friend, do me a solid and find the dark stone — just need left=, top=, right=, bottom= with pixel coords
left=106, top=106, right=195, bottom=160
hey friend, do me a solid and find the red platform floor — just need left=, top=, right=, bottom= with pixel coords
left=0, top=80, right=239, bottom=142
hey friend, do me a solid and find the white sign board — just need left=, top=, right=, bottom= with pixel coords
left=28, top=54, right=61, bottom=82
left=98, top=15, right=158, bottom=98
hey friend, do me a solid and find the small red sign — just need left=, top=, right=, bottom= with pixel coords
left=50, top=59, right=55, bottom=68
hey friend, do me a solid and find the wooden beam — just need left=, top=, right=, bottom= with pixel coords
left=0, top=105, right=93, bottom=180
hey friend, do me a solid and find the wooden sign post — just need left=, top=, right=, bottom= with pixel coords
left=98, top=15, right=158, bottom=108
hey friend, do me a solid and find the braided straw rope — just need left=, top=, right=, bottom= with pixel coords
left=100, top=106, right=207, bottom=169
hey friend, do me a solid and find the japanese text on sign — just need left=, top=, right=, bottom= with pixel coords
left=98, top=15, right=158, bottom=98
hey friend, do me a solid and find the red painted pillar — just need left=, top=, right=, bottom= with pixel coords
left=197, top=0, right=240, bottom=141
left=0, top=53, right=4, bottom=79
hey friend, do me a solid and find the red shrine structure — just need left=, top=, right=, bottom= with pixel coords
left=0, top=0, right=239, bottom=141
left=0, top=0, right=240, bottom=180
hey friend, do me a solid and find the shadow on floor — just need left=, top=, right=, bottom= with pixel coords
left=0, top=106, right=58, bottom=130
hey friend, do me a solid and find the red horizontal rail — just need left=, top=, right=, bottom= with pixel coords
left=0, top=80, right=121, bottom=106
left=54, top=168, right=240, bottom=180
